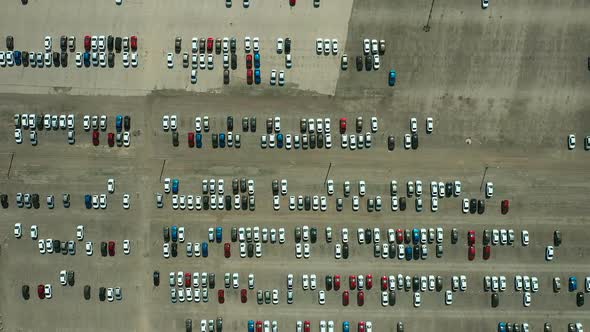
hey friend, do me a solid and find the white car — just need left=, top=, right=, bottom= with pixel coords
left=454, top=181, right=462, bottom=196
left=76, top=225, right=84, bottom=240
left=30, top=225, right=38, bottom=239
left=44, top=36, right=52, bottom=51
left=521, top=230, right=529, bottom=246
left=38, top=240, right=46, bottom=254
left=303, top=243, right=310, bottom=258
left=363, top=39, right=370, bottom=54
left=244, top=36, right=251, bottom=52
left=352, top=195, right=359, bottom=211
left=316, top=38, right=323, bottom=54
left=342, top=228, right=349, bottom=243
left=331, top=39, right=338, bottom=54
left=170, top=115, right=177, bottom=130
left=85, top=241, right=93, bottom=256
left=568, top=134, right=576, bottom=149
left=195, top=117, right=202, bottom=132
left=445, top=290, right=453, bottom=305
left=359, top=180, right=366, bottom=196
left=431, top=197, right=438, bottom=212
left=14, top=223, right=22, bottom=238
left=122, top=194, right=130, bottom=209
left=253, top=37, right=260, bottom=52
left=523, top=292, right=531, bottom=307
left=404, top=134, right=411, bottom=149
left=462, top=198, right=469, bottom=213
left=414, top=292, right=421, bottom=307
left=14, top=129, right=22, bottom=144
left=373, top=54, right=380, bottom=70
left=318, top=290, right=326, bottom=305
left=123, top=240, right=130, bottom=255
left=482, top=0, right=489, bottom=8
left=426, top=117, right=433, bottom=133
left=410, top=117, right=418, bottom=133
left=276, top=38, right=284, bottom=53
left=460, top=275, right=467, bottom=291
left=99, top=194, right=107, bottom=209
left=273, top=195, right=280, bottom=210
left=280, top=179, right=287, bottom=195
left=167, top=53, right=174, bottom=68
left=270, top=69, right=277, bottom=85
left=123, top=132, right=130, bottom=147
left=485, top=182, right=494, bottom=198
left=546, top=246, right=554, bottom=261
left=107, top=178, right=115, bottom=193
left=327, top=179, right=334, bottom=195
left=371, top=39, right=378, bottom=54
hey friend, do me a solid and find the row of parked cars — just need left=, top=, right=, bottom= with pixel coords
left=567, top=134, right=590, bottom=150
left=163, top=177, right=256, bottom=196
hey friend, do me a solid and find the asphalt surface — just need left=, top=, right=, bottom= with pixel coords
left=0, top=0, right=590, bottom=331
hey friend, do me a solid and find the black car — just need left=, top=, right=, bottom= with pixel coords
left=186, top=319, right=193, bottom=332
left=469, top=199, right=477, bottom=214
left=225, top=195, right=231, bottom=210
left=208, top=273, right=215, bottom=288
left=477, top=199, right=485, bottom=214
left=577, top=292, right=584, bottom=306
left=175, top=37, right=182, bottom=54
left=101, top=242, right=108, bottom=256
left=250, top=117, right=256, bottom=132
left=365, top=55, right=372, bottom=71
left=356, top=56, right=362, bottom=71
left=210, top=134, right=218, bottom=148
left=389, top=291, right=396, bottom=306
left=554, top=230, right=561, bottom=246
left=60, top=35, right=67, bottom=51
left=215, top=38, right=222, bottom=54
left=22, top=51, right=29, bottom=67
left=436, top=276, right=443, bottom=291
left=483, top=230, right=490, bottom=245
left=6, top=36, right=14, bottom=50
left=491, top=293, right=499, bottom=307
left=32, top=193, right=40, bottom=209
left=99, top=287, right=106, bottom=301
left=325, top=275, right=332, bottom=290
left=399, top=197, right=406, bottom=211
left=231, top=53, right=237, bottom=70
left=203, top=195, right=209, bottom=210
left=397, top=322, right=404, bottom=332
left=412, top=276, right=420, bottom=291
left=230, top=37, right=236, bottom=53
left=389, top=245, right=396, bottom=259
left=285, top=38, right=291, bottom=54
left=163, top=227, right=170, bottom=242
left=36, top=115, right=43, bottom=130
left=60, top=52, right=68, bottom=67
left=272, top=179, right=279, bottom=195
left=365, top=228, right=372, bottom=244
left=388, top=135, right=395, bottom=151
left=53, top=240, right=61, bottom=253
left=309, top=133, right=316, bottom=149
left=239, top=177, right=246, bottom=193
left=172, top=131, right=179, bottom=146
left=199, top=38, right=206, bottom=52
left=266, top=118, right=273, bottom=134
left=1, top=194, right=8, bottom=208
left=514, top=323, right=521, bottom=332
left=124, top=116, right=131, bottom=131
left=305, top=196, right=311, bottom=210
left=373, top=243, right=380, bottom=257
left=171, top=243, right=178, bottom=257
left=61, top=242, right=67, bottom=255
left=436, top=244, right=443, bottom=257
left=84, top=285, right=91, bottom=300
left=413, top=245, right=420, bottom=260
left=294, top=227, right=301, bottom=243
left=317, top=133, right=324, bottom=148
left=451, top=228, right=458, bottom=244
left=231, top=227, right=238, bottom=242
left=227, top=116, right=233, bottom=131
left=153, top=271, right=160, bottom=286
left=53, top=52, right=60, bottom=67
left=108, top=52, right=115, bottom=67
left=544, top=323, right=552, bottom=332
left=404, top=229, right=412, bottom=244
left=445, top=182, right=453, bottom=197
left=342, top=243, right=349, bottom=259
left=247, top=243, right=254, bottom=257
left=107, top=35, right=114, bottom=51
left=22, top=285, right=29, bottom=300
left=115, top=37, right=122, bottom=52
left=216, top=317, right=223, bottom=332
left=310, top=227, right=317, bottom=243
left=224, top=69, right=230, bottom=84
left=67, top=271, right=75, bottom=286
left=411, top=133, right=418, bottom=149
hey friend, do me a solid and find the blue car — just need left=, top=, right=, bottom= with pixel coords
left=219, top=133, right=226, bottom=148
left=116, top=115, right=123, bottom=132
left=277, top=133, right=283, bottom=148
left=84, top=194, right=92, bottom=209
left=254, top=53, right=260, bottom=68
left=248, top=320, right=254, bottom=332
left=405, top=245, right=412, bottom=261
left=14, top=51, right=22, bottom=66
left=202, top=242, right=209, bottom=257
left=569, top=276, right=577, bottom=291
left=172, top=179, right=179, bottom=194
left=412, top=228, right=420, bottom=244
left=171, top=226, right=178, bottom=242
left=388, top=70, right=397, bottom=86
left=342, top=321, right=350, bottom=332
left=254, top=69, right=261, bottom=84
left=498, top=322, right=507, bottom=332
left=196, top=133, right=203, bottom=148
left=216, top=227, right=223, bottom=243
left=83, top=52, right=91, bottom=67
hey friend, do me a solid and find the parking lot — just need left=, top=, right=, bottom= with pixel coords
left=1, top=0, right=590, bottom=331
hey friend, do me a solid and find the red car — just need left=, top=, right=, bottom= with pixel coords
left=358, top=321, right=366, bottom=332
left=37, top=284, right=45, bottom=299
left=247, top=69, right=253, bottom=85
left=92, top=131, right=99, bottom=146
left=366, top=274, right=373, bottom=289
left=241, top=289, right=247, bottom=303
left=218, top=289, right=225, bottom=303
left=349, top=275, right=356, bottom=290
left=246, top=54, right=253, bottom=69
left=381, top=276, right=388, bottom=291
left=304, top=321, right=311, bottom=332
left=84, top=35, right=91, bottom=51
left=207, top=37, right=214, bottom=52
left=108, top=133, right=114, bottom=147
left=108, top=241, right=115, bottom=256
left=256, top=321, right=263, bottom=332
left=224, top=243, right=231, bottom=258
left=501, top=200, right=509, bottom=214
left=184, top=272, right=191, bottom=287
left=357, top=290, right=365, bottom=306
left=130, top=35, right=138, bottom=51
left=334, top=275, right=340, bottom=290
left=342, top=290, right=349, bottom=306
left=340, top=118, right=347, bottom=134
left=468, top=230, right=475, bottom=246
left=483, top=245, right=491, bottom=260
left=289, top=0, right=296, bottom=5
left=188, top=132, right=195, bottom=147
left=468, top=245, right=475, bottom=261
left=396, top=229, right=404, bottom=243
